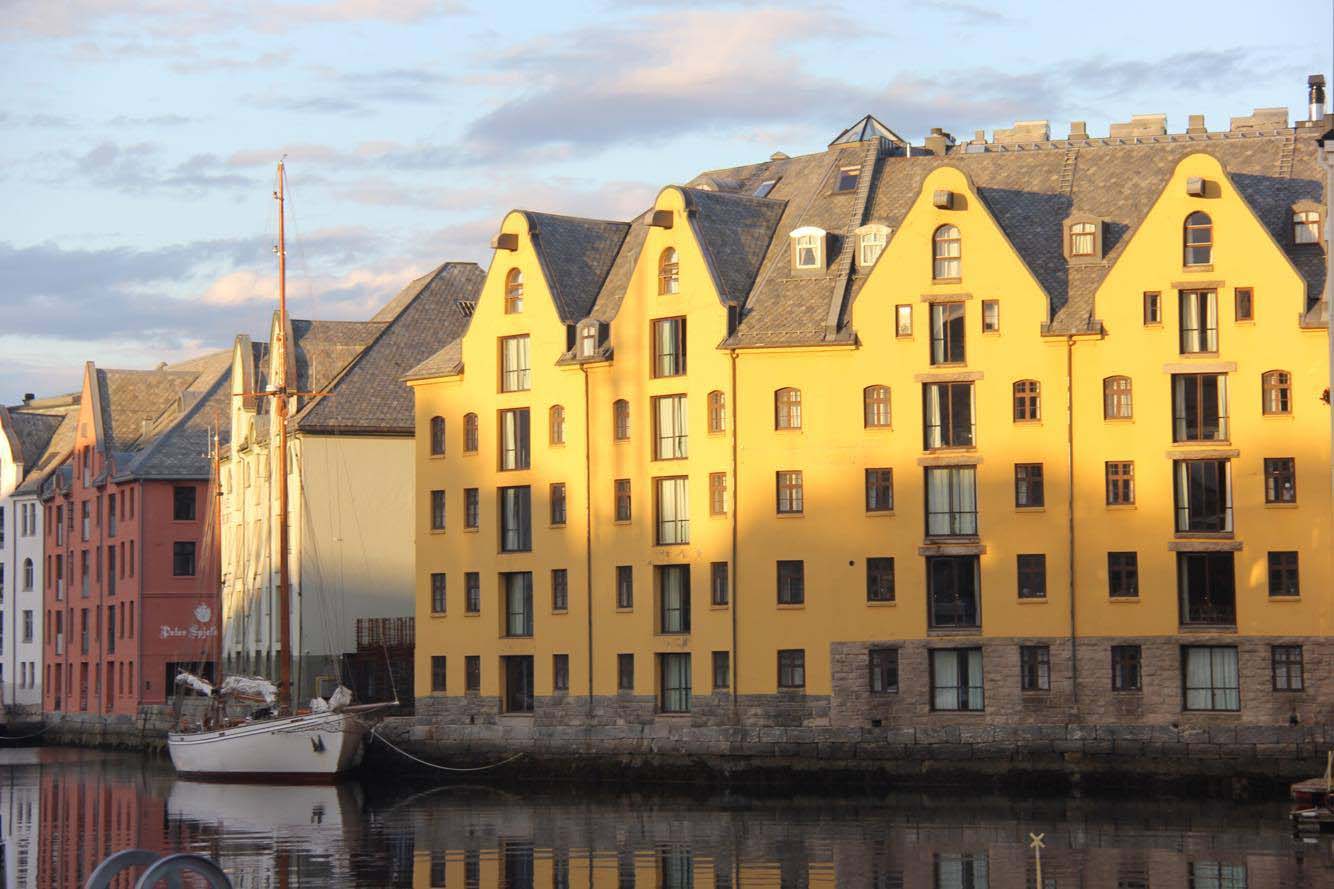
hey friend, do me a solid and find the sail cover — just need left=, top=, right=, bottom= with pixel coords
left=174, top=672, right=214, bottom=696
left=219, top=675, right=279, bottom=705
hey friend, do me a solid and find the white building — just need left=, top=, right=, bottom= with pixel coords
left=0, top=394, right=79, bottom=717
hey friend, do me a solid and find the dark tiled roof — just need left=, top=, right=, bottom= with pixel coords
left=680, top=187, right=786, bottom=304
left=120, top=357, right=233, bottom=481
left=521, top=212, right=629, bottom=323
left=95, top=367, right=200, bottom=453
left=6, top=409, right=65, bottom=470
left=289, top=319, right=386, bottom=403
left=15, top=409, right=78, bottom=495
left=403, top=339, right=463, bottom=383
left=295, top=262, right=483, bottom=433
left=587, top=210, right=652, bottom=324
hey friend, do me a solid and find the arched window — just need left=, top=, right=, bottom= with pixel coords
left=1103, top=376, right=1133, bottom=419
left=1184, top=212, right=1212, bottom=266
left=1070, top=221, right=1096, bottom=257
left=658, top=248, right=679, bottom=295
left=775, top=388, right=802, bottom=430
left=504, top=268, right=524, bottom=313
left=708, top=390, right=726, bottom=434
left=1013, top=380, right=1041, bottom=421
left=863, top=385, right=891, bottom=428
left=613, top=399, right=630, bottom=441
left=463, top=413, right=479, bottom=453
left=549, top=405, right=566, bottom=445
left=22, top=558, right=33, bottom=591
left=1262, top=370, right=1292, bottom=415
left=429, top=416, right=446, bottom=456
left=933, top=225, right=961, bottom=279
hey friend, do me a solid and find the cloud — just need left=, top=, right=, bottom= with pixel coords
left=246, top=64, right=449, bottom=115
left=66, top=141, right=256, bottom=195
left=915, top=0, right=1020, bottom=25
left=107, top=113, right=198, bottom=126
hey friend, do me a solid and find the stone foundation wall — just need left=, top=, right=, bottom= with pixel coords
left=41, top=700, right=207, bottom=750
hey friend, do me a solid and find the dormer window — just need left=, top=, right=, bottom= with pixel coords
left=854, top=224, right=890, bottom=269
left=835, top=166, right=861, bottom=193
left=579, top=324, right=598, bottom=358
left=932, top=225, right=961, bottom=280
left=1062, top=214, right=1103, bottom=262
left=1184, top=212, right=1212, bottom=266
left=505, top=268, right=524, bottom=313
left=1070, top=222, right=1095, bottom=256
left=1293, top=209, right=1321, bottom=244
left=790, top=226, right=826, bottom=271
left=658, top=248, right=679, bottom=295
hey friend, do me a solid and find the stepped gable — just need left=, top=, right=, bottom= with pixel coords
left=295, top=262, right=484, bottom=434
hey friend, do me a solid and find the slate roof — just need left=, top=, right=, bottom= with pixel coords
left=16, top=409, right=79, bottom=495
left=681, top=187, right=786, bottom=305
left=94, top=367, right=201, bottom=453
left=119, top=354, right=233, bottom=481
left=403, top=339, right=463, bottom=382
left=521, top=212, right=630, bottom=323
left=6, top=409, right=65, bottom=470
left=289, top=319, right=386, bottom=404
left=294, top=262, right=483, bottom=433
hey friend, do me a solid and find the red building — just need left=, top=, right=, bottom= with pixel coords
left=42, top=355, right=230, bottom=718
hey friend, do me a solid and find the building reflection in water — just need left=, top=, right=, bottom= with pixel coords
left=0, top=748, right=1328, bottom=888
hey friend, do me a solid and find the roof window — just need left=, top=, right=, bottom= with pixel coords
left=789, top=226, right=827, bottom=272
left=835, top=166, right=861, bottom=193
left=754, top=179, right=779, bottom=198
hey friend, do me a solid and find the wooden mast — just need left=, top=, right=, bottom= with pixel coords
left=274, top=160, right=294, bottom=715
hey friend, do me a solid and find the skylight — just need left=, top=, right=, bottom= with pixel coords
left=835, top=166, right=861, bottom=193
left=754, top=179, right=778, bottom=198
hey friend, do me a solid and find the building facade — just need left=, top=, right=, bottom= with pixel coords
left=408, top=100, right=1331, bottom=744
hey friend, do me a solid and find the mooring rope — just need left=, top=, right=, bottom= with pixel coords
left=0, top=722, right=54, bottom=741
left=370, top=725, right=525, bottom=772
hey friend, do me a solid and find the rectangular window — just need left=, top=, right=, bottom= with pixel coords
left=499, top=486, right=532, bottom=552
left=865, top=468, right=893, bottom=512
left=431, top=656, right=446, bottom=692
left=430, top=572, right=446, bottom=614
left=895, top=304, right=913, bottom=337
left=1017, top=554, right=1046, bottom=599
left=1179, top=291, right=1218, bottom=353
left=866, top=557, right=895, bottom=602
left=1020, top=645, right=1050, bottom=691
left=1234, top=287, right=1253, bottom=321
left=1264, top=457, right=1296, bottom=503
left=835, top=165, right=860, bottom=192
left=1267, top=551, right=1299, bottom=597
left=710, top=562, right=729, bottom=606
left=1182, top=646, right=1240, bottom=711
left=1174, top=459, right=1232, bottom=532
left=981, top=299, right=1000, bottom=333
left=1177, top=552, right=1236, bottom=625
left=658, top=653, right=691, bottom=713
left=929, top=303, right=965, bottom=365
left=775, top=470, right=804, bottom=515
left=657, top=565, right=691, bottom=634
left=931, top=648, right=983, bottom=711
left=553, top=654, right=569, bottom=692
left=464, top=488, right=479, bottom=530
left=172, top=486, right=196, bottom=521
left=927, top=555, right=980, bottom=629
left=549, top=483, right=566, bottom=526
left=551, top=568, right=568, bottom=611
left=465, top=572, right=480, bottom=613
left=776, top=560, right=804, bottom=605
left=652, top=317, right=687, bottom=378
left=654, top=476, right=690, bottom=545
left=922, top=382, right=975, bottom=449
left=499, top=408, right=531, bottom=470
left=1143, top=292, right=1161, bottom=324
left=502, top=572, right=533, bottom=637
left=777, top=649, right=805, bottom=689
left=869, top=648, right=899, bottom=693
left=430, top=489, right=446, bottom=530
left=172, top=542, right=196, bottom=577
left=500, top=335, right=531, bottom=392
left=1111, top=645, right=1142, bottom=692
left=924, top=466, right=977, bottom=537
left=1108, top=552, right=1139, bottom=598
left=709, top=472, right=727, bottom=516
left=617, top=653, right=634, bottom=691
left=652, top=394, right=688, bottom=460
left=502, top=658, right=533, bottom=718
left=1172, top=374, right=1228, bottom=442
left=465, top=655, right=480, bottom=692
left=1105, top=461, right=1135, bottom=505
left=616, top=565, right=633, bottom=609
left=614, top=479, right=631, bottom=522
left=712, top=651, right=730, bottom=690
left=1272, top=645, right=1304, bottom=691
left=1014, top=464, right=1044, bottom=508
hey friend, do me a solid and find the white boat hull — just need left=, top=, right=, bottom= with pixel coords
left=167, top=711, right=369, bottom=777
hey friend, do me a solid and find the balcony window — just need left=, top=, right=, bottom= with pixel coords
left=1177, top=552, right=1236, bottom=625
left=1173, top=459, right=1232, bottom=533
left=926, top=555, right=980, bottom=629
left=777, top=649, right=805, bottom=689
left=1183, top=212, right=1212, bottom=266
left=929, top=303, right=965, bottom=365
left=502, top=572, right=533, bottom=637
left=707, top=390, right=726, bottom=433
left=499, top=486, right=532, bottom=552
left=864, top=468, right=893, bottom=512
left=923, top=382, right=974, bottom=449
left=501, top=655, right=533, bottom=713
left=1172, top=374, right=1227, bottom=441
left=774, top=388, right=802, bottom=430
left=653, top=394, right=688, bottom=460
left=658, top=653, right=691, bottom=713
left=775, top=471, right=804, bottom=515
left=656, top=565, right=691, bottom=634
left=1182, top=645, right=1239, bottom=711
left=776, top=560, right=804, bottom=605
left=863, top=385, right=891, bottom=428
left=499, top=408, right=530, bottom=470
left=1111, top=645, right=1142, bottom=691
left=1103, top=376, right=1133, bottom=419
left=924, top=466, right=977, bottom=537
left=657, top=248, right=679, bottom=296
left=866, top=557, right=895, bottom=602
left=932, top=225, right=961, bottom=280
left=1179, top=290, right=1218, bottom=353
left=652, top=317, right=686, bottom=377
left=931, top=648, right=983, bottom=711
left=1261, top=370, right=1291, bottom=415
left=429, top=416, right=446, bottom=456
left=1267, top=550, right=1299, bottom=597
left=1108, top=552, right=1139, bottom=598
left=500, top=335, right=531, bottom=392
left=1263, top=457, right=1296, bottom=503
left=654, top=477, right=689, bottom=545
left=504, top=268, right=524, bottom=314
left=868, top=648, right=898, bottom=693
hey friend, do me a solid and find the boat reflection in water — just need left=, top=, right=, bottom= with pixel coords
left=1, top=747, right=1329, bottom=888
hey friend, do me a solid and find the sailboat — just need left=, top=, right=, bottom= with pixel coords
left=167, top=161, right=394, bottom=778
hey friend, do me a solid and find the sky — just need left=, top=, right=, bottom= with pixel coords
left=0, top=0, right=1329, bottom=401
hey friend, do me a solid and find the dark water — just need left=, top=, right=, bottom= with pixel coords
left=1, top=747, right=1329, bottom=888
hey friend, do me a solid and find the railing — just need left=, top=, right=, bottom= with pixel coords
left=356, top=616, right=414, bottom=651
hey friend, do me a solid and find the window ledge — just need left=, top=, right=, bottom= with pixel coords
left=498, top=713, right=534, bottom=720
left=709, top=604, right=730, bottom=611
left=1105, top=503, right=1137, bottom=510
left=551, top=609, right=569, bottom=616
left=1266, top=595, right=1302, bottom=603
left=1178, top=624, right=1237, bottom=633
left=1015, top=506, right=1046, bottom=513
left=1264, top=502, right=1299, bottom=509
left=927, top=627, right=981, bottom=636
left=931, top=277, right=963, bottom=286
left=775, top=512, right=805, bottom=519
left=463, top=527, right=479, bottom=533
left=463, top=612, right=481, bottom=618
left=1108, top=596, right=1141, bottom=603
left=866, top=599, right=897, bottom=607
left=865, top=510, right=896, bottom=518
left=428, top=612, right=447, bottom=619
left=615, top=607, right=634, bottom=614
left=1017, top=598, right=1048, bottom=605
left=429, top=529, right=446, bottom=536
left=776, top=603, right=806, bottom=610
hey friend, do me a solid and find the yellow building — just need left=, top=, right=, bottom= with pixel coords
left=406, top=106, right=1330, bottom=744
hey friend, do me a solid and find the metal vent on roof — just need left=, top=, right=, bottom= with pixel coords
left=457, top=300, right=476, bottom=317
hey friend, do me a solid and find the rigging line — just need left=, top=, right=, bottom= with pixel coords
left=369, top=726, right=526, bottom=773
